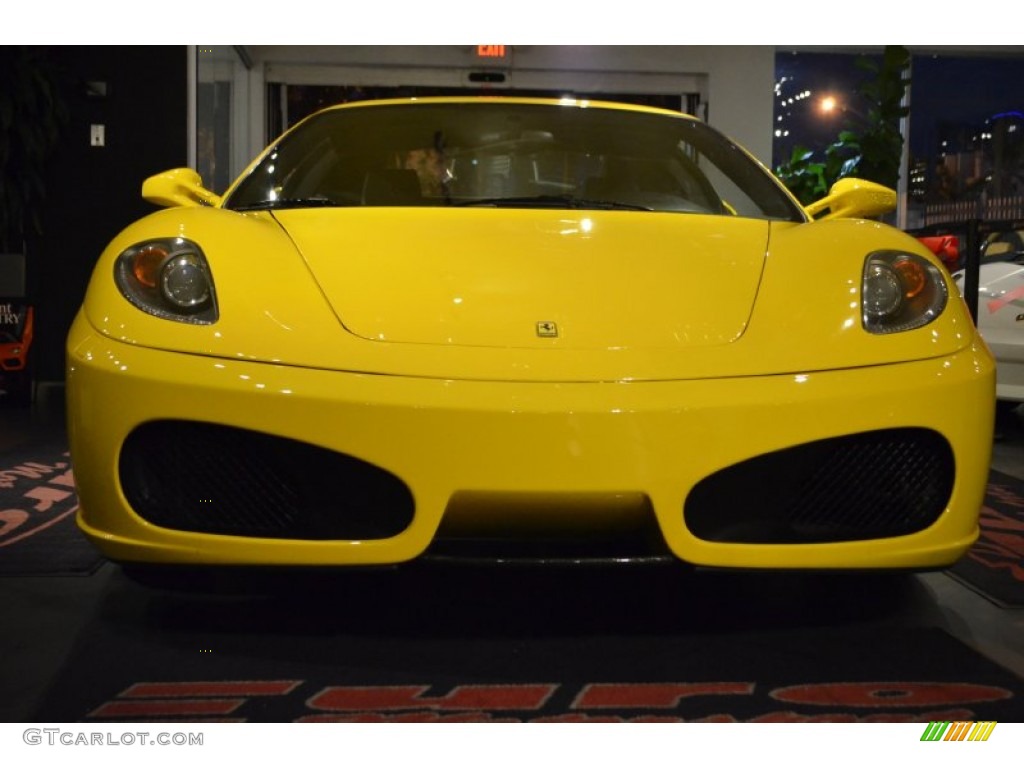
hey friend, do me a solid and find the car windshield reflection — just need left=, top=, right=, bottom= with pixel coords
left=225, top=100, right=803, bottom=222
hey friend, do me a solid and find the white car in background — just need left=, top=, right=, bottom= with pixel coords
left=954, top=233, right=1024, bottom=410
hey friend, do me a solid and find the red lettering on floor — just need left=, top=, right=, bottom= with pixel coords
left=986, top=485, right=1024, bottom=510
left=90, top=699, right=245, bottom=718
left=0, top=509, right=29, bottom=538
left=573, top=682, right=754, bottom=709
left=299, top=712, right=518, bottom=723
left=22, top=486, right=72, bottom=512
left=122, top=681, right=302, bottom=698
left=308, top=684, right=557, bottom=712
left=771, top=682, right=1012, bottom=708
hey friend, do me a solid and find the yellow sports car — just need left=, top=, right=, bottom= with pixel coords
left=66, top=97, right=995, bottom=571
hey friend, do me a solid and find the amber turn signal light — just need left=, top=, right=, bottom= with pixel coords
left=131, top=245, right=169, bottom=289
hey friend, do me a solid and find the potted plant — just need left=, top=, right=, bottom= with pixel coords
left=776, top=46, right=911, bottom=207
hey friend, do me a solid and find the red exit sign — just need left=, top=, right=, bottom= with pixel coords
left=477, top=45, right=507, bottom=59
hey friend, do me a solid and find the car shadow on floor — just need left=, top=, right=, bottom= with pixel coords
left=102, top=561, right=929, bottom=640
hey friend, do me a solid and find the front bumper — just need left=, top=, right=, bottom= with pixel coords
left=67, top=314, right=995, bottom=569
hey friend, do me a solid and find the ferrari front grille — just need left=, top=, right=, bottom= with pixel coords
left=119, top=420, right=414, bottom=540
left=683, top=428, right=955, bottom=544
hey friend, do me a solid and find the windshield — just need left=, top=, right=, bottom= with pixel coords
left=225, top=101, right=804, bottom=222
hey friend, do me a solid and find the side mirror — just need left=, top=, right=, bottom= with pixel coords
left=142, top=168, right=221, bottom=208
left=803, top=178, right=896, bottom=221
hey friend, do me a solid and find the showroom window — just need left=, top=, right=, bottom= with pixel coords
left=773, top=48, right=1024, bottom=227
left=909, top=53, right=1024, bottom=227
left=195, top=46, right=252, bottom=194
left=266, top=83, right=690, bottom=139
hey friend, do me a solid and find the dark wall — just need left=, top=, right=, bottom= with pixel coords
left=30, top=46, right=188, bottom=382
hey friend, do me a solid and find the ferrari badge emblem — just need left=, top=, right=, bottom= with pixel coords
left=536, top=321, right=559, bottom=338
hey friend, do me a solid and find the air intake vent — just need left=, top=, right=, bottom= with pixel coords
left=684, top=429, right=955, bottom=544
left=119, top=421, right=414, bottom=540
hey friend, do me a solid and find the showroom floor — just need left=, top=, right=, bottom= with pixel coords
left=0, top=391, right=1021, bottom=723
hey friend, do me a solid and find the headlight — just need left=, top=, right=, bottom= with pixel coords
left=862, top=251, right=947, bottom=334
left=114, top=238, right=218, bottom=324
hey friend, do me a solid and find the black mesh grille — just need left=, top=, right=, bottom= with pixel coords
left=119, top=421, right=414, bottom=540
left=683, top=428, right=955, bottom=543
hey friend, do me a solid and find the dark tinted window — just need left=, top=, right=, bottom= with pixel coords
left=227, top=101, right=803, bottom=222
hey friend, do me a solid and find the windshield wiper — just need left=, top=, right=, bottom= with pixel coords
left=232, top=197, right=347, bottom=212
left=455, top=195, right=652, bottom=211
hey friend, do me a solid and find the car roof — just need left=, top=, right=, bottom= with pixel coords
left=312, top=96, right=702, bottom=122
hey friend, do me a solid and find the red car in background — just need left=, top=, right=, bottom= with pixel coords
left=0, top=303, right=33, bottom=405
left=918, top=234, right=960, bottom=272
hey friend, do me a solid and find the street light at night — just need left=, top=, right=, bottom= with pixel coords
left=818, top=94, right=869, bottom=126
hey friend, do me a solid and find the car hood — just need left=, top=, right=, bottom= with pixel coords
left=83, top=208, right=980, bottom=384
left=273, top=208, right=769, bottom=351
